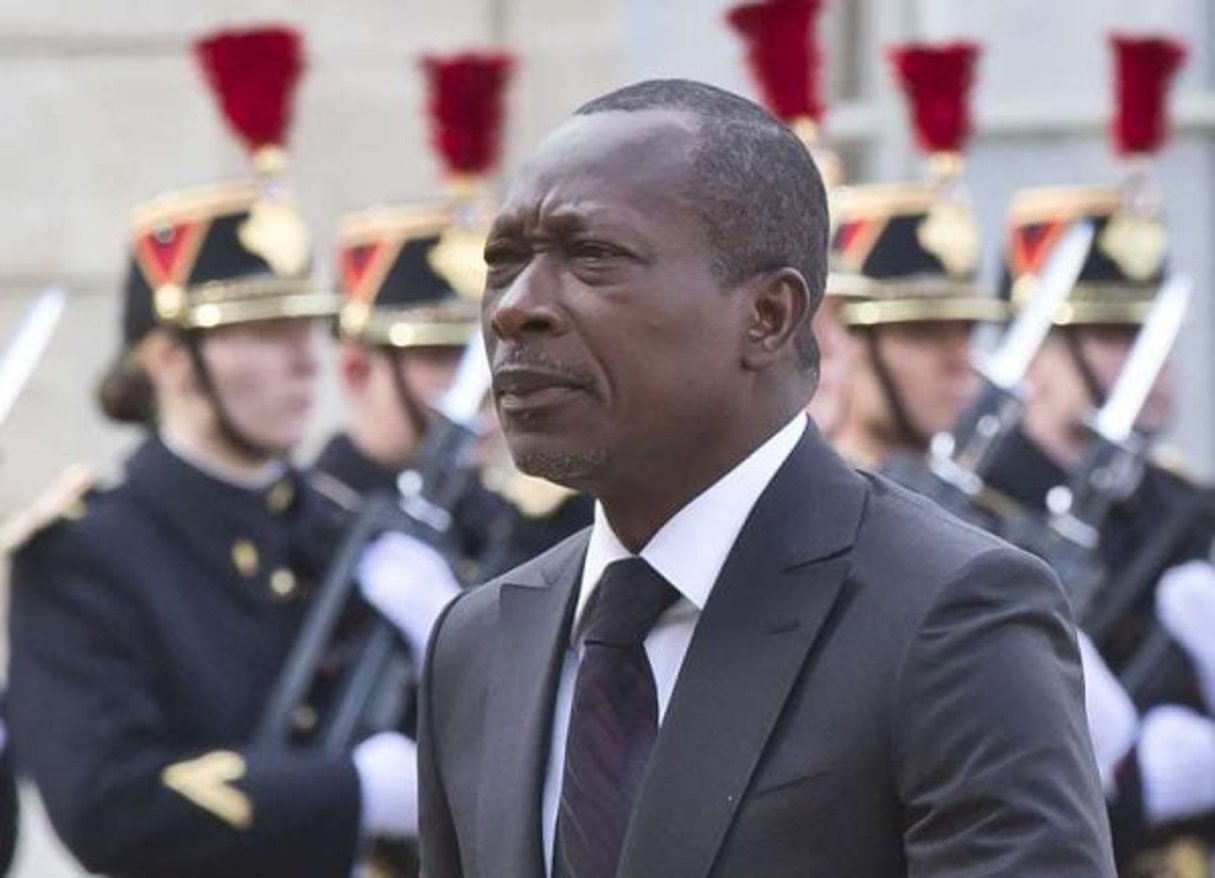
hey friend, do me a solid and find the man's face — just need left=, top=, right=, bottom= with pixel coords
left=855, top=321, right=977, bottom=443
left=482, top=110, right=754, bottom=495
left=201, top=318, right=319, bottom=453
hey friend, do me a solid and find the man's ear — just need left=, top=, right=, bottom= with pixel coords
left=741, top=267, right=811, bottom=371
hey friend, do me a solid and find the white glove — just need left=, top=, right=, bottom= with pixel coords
left=1155, top=560, right=1215, bottom=711
left=1138, top=705, right=1215, bottom=825
left=352, top=731, right=418, bottom=838
left=1077, top=630, right=1139, bottom=795
left=357, top=531, right=461, bottom=651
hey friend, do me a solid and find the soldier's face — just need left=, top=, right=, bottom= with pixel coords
left=1026, top=327, right=1174, bottom=463
left=393, top=346, right=465, bottom=412
left=858, top=321, right=977, bottom=443
left=201, top=318, right=319, bottom=453
left=1074, top=326, right=1175, bottom=435
left=805, top=297, right=857, bottom=438
left=377, top=346, right=465, bottom=452
left=482, top=109, right=754, bottom=495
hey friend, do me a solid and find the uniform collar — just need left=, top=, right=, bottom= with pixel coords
left=311, top=433, right=401, bottom=498
left=160, top=426, right=288, bottom=489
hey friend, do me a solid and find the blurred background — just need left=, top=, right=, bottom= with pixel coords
left=1, top=0, right=1212, bottom=873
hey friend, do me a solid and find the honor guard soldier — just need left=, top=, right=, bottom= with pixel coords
left=982, top=36, right=1215, bottom=877
left=987, top=36, right=1205, bottom=577
left=5, top=27, right=415, bottom=877
left=829, top=41, right=1007, bottom=469
left=314, top=51, right=590, bottom=588
left=725, top=0, right=862, bottom=441
left=317, top=202, right=488, bottom=542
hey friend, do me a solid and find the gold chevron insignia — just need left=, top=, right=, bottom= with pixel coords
left=162, top=750, right=253, bottom=829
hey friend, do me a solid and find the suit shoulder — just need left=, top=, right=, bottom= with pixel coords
left=483, top=526, right=589, bottom=586
left=854, top=472, right=1057, bottom=604
left=440, top=528, right=588, bottom=631
left=865, top=471, right=1016, bottom=548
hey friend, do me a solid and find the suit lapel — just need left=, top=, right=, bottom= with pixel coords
left=475, top=534, right=586, bottom=878
left=619, top=427, right=869, bottom=878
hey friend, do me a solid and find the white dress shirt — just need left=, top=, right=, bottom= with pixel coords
left=540, top=414, right=808, bottom=871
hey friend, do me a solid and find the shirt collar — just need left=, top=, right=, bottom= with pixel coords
left=577, top=414, right=807, bottom=631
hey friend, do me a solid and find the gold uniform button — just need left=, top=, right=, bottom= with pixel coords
left=291, top=704, right=318, bottom=735
left=266, top=480, right=295, bottom=514
left=269, top=568, right=297, bottom=599
left=231, top=539, right=260, bottom=578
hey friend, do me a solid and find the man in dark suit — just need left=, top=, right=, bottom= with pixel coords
left=417, top=78, right=1116, bottom=877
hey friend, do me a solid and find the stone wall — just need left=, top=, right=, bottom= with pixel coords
left=0, top=0, right=623, bottom=518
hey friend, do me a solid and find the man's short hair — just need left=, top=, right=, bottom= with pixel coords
left=576, top=78, right=829, bottom=372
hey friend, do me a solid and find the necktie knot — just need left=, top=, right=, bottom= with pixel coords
left=582, top=557, right=679, bottom=648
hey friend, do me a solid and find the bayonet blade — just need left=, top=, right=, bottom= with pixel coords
left=983, top=221, right=1094, bottom=391
left=435, top=331, right=490, bottom=427
left=1092, top=274, right=1191, bottom=444
left=0, top=287, right=66, bottom=428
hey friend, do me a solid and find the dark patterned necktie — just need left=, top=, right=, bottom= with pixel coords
left=554, top=557, right=680, bottom=878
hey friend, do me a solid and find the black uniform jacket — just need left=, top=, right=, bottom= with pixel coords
left=985, top=428, right=1211, bottom=577
left=310, top=432, right=592, bottom=584
left=7, top=436, right=361, bottom=878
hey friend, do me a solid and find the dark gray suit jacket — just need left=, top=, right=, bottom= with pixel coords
left=418, top=427, right=1116, bottom=877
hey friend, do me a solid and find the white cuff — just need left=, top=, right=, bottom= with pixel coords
left=1156, top=560, right=1215, bottom=712
left=357, top=532, right=461, bottom=650
left=1138, top=705, right=1215, bottom=825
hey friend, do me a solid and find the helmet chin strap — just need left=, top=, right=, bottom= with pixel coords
left=862, top=328, right=930, bottom=452
left=1061, top=326, right=1109, bottom=412
left=180, top=330, right=280, bottom=462
left=382, top=348, right=432, bottom=455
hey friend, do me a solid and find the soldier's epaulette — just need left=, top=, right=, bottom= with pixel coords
left=1, top=463, right=101, bottom=554
left=484, top=468, right=576, bottom=520
left=1150, top=446, right=1198, bottom=483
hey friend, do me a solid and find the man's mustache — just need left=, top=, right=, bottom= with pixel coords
left=491, top=346, right=597, bottom=393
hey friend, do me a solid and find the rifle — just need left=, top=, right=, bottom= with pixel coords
left=255, top=334, right=491, bottom=753
left=1108, top=485, right=1215, bottom=707
left=883, top=222, right=1093, bottom=537
left=1023, top=274, right=1194, bottom=621
left=927, top=222, right=1094, bottom=497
